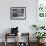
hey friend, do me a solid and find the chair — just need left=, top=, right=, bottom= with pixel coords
left=4, top=27, right=19, bottom=46
left=18, top=33, right=30, bottom=46
left=4, top=33, right=18, bottom=46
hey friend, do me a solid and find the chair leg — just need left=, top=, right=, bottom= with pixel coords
left=4, top=33, right=7, bottom=46
left=4, top=41, right=7, bottom=46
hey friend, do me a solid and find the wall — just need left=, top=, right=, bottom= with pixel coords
left=0, top=0, right=36, bottom=42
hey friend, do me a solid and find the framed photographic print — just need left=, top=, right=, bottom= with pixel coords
left=10, top=7, right=26, bottom=20
left=37, top=0, right=46, bottom=18
left=36, top=0, right=46, bottom=26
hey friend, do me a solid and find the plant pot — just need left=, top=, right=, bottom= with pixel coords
left=37, top=39, right=40, bottom=43
left=37, top=39, right=45, bottom=44
left=40, top=38, right=45, bottom=43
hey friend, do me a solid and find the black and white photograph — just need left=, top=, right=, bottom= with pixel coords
left=10, top=7, right=26, bottom=20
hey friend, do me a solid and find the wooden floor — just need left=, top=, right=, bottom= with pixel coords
left=0, top=42, right=46, bottom=46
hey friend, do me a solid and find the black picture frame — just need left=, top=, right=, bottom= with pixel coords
left=10, top=7, right=26, bottom=20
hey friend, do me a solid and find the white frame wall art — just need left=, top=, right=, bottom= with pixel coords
left=37, top=0, right=46, bottom=18
left=36, top=0, right=46, bottom=27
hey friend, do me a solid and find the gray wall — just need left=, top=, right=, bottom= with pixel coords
left=0, top=0, right=36, bottom=33
left=0, top=0, right=37, bottom=42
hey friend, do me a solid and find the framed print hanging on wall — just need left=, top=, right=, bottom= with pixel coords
left=10, top=7, right=26, bottom=20
left=36, top=0, right=46, bottom=27
left=37, top=0, right=46, bottom=18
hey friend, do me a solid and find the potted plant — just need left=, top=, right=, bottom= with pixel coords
left=33, top=32, right=46, bottom=43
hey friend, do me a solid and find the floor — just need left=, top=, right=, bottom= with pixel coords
left=0, top=42, right=46, bottom=46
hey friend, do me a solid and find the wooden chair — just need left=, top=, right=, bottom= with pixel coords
left=4, top=33, right=18, bottom=46
left=18, top=33, right=30, bottom=46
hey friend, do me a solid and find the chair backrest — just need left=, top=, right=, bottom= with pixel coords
left=18, top=33, right=29, bottom=42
